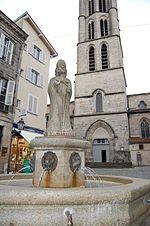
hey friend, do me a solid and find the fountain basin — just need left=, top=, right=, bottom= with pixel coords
left=30, top=136, right=91, bottom=188
left=0, top=175, right=150, bottom=226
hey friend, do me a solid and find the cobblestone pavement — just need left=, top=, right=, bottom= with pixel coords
left=93, top=166, right=150, bottom=180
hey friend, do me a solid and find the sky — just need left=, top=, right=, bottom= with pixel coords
left=1, top=0, right=150, bottom=100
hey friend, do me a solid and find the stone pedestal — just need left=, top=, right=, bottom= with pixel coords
left=30, top=135, right=91, bottom=188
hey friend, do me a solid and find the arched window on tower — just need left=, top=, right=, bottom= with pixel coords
left=104, top=19, right=108, bottom=35
left=92, top=0, right=94, bottom=14
left=101, top=44, right=108, bottom=69
left=89, top=0, right=95, bottom=16
left=100, top=19, right=108, bottom=37
left=92, top=21, right=94, bottom=39
left=141, top=119, right=150, bottom=138
left=88, top=23, right=91, bottom=39
left=88, top=21, right=95, bottom=39
left=138, top=101, right=147, bottom=110
left=99, top=0, right=106, bottom=12
left=89, top=1, right=91, bottom=15
left=89, top=46, right=95, bottom=71
left=96, top=93, right=102, bottom=112
left=100, top=20, right=104, bottom=36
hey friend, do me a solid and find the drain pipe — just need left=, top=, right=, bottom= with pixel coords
left=64, top=210, right=73, bottom=226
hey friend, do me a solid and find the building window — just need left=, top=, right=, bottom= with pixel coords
left=138, top=101, right=147, bottom=110
left=0, top=33, right=14, bottom=65
left=88, top=23, right=91, bottom=39
left=33, top=45, right=41, bottom=60
left=139, top=144, right=144, bottom=150
left=28, top=94, right=38, bottom=115
left=96, top=93, right=102, bottom=112
left=93, top=139, right=109, bottom=144
left=88, top=21, right=95, bottom=39
left=92, top=21, right=94, bottom=39
left=100, top=20, right=104, bottom=37
left=101, top=44, right=108, bottom=69
left=0, top=126, right=3, bottom=152
left=0, top=78, right=15, bottom=112
left=141, top=119, right=150, bottom=138
left=104, top=20, right=108, bottom=35
left=89, top=0, right=95, bottom=16
left=100, top=19, right=108, bottom=37
left=89, top=46, right=95, bottom=71
left=16, top=99, right=21, bottom=110
left=20, top=69, right=24, bottom=77
left=26, top=67, right=43, bottom=87
left=1, top=36, right=9, bottom=61
left=28, top=42, right=45, bottom=63
left=99, top=0, right=106, bottom=12
left=31, top=69, right=39, bottom=85
left=0, top=78, right=8, bottom=112
left=45, top=114, right=49, bottom=129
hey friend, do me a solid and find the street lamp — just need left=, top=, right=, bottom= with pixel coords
left=17, top=118, right=25, bottom=132
left=15, top=118, right=25, bottom=172
left=7, top=118, right=25, bottom=174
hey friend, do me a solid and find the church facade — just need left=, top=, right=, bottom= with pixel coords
left=46, top=0, right=150, bottom=166
left=73, top=0, right=150, bottom=166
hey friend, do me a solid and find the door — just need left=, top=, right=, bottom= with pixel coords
left=93, top=139, right=109, bottom=162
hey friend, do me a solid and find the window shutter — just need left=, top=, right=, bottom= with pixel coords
left=40, top=74, right=43, bottom=87
left=101, top=44, right=108, bottom=69
left=28, top=95, right=38, bottom=114
left=100, top=19, right=104, bottom=37
left=39, top=50, right=45, bottom=63
left=39, top=51, right=42, bottom=62
left=89, top=46, right=95, bottom=71
left=33, top=97, right=38, bottom=114
left=43, top=51, right=45, bottom=63
left=28, top=42, right=34, bottom=56
left=26, top=67, right=31, bottom=81
left=37, top=74, right=43, bottom=87
left=28, top=95, right=33, bottom=112
left=5, top=81, right=15, bottom=105
left=37, top=74, right=41, bottom=86
left=0, top=33, right=5, bottom=58
left=6, top=41, right=14, bottom=64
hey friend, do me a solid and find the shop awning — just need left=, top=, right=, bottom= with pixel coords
left=21, top=130, right=43, bottom=143
left=15, top=129, right=43, bottom=143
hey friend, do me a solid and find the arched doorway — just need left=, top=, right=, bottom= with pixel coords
left=93, top=138, right=109, bottom=162
left=85, top=120, right=116, bottom=162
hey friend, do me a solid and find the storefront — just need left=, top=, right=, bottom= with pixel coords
left=10, top=128, right=43, bottom=173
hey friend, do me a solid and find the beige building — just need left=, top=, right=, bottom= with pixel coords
left=14, top=12, right=57, bottom=131
left=0, top=10, right=28, bottom=173
left=5, top=12, right=58, bottom=173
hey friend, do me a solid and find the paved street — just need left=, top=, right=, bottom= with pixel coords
left=93, top=166, right=150, bottom=180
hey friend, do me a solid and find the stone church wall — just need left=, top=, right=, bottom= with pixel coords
left=128, top=94, right=150, bottom=166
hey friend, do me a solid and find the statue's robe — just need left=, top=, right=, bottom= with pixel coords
left=47, top=76, right=72, bottom=131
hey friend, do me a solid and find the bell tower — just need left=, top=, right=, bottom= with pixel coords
left=74, top=0, right=130, bottom=164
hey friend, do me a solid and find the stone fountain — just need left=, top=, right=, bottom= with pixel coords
left=31, top=59, right=91, bottom=188
left=0, top=60, right=150, bottom=226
